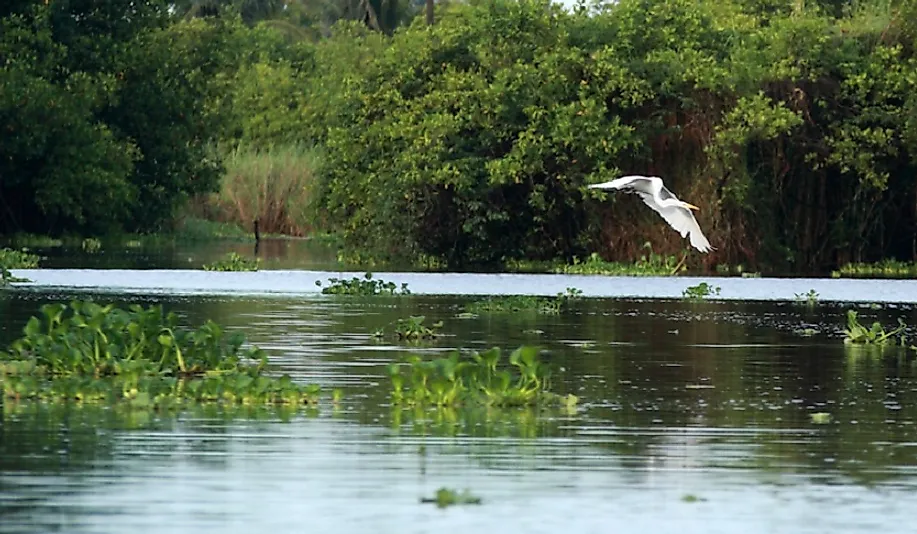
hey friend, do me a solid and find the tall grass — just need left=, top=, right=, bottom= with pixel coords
left=198, top=143, right=320, bottom=236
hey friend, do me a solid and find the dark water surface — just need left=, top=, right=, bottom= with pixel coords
left=1, top=288, right=917, bottom=533
left=13, top=237, right=340, bottom=271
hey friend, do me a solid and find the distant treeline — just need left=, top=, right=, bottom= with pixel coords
left=2, top=0, right=916, bottom=273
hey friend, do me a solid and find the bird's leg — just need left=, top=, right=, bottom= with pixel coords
left=670, top=252, right=688, bottom=275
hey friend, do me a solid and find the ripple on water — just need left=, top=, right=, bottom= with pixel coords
left=1, top=292, right=917, bottom=533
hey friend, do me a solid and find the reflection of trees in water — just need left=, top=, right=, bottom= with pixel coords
left=0, top=402, right=317, bottom=474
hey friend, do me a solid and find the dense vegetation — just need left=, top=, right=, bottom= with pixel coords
left=1, top=301, right=323, bottom=407
left=2, top=0, right=917, bottom=273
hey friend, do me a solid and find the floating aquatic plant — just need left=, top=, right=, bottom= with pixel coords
left=387, top=346, right=577, bottom=409
left=81, top=238, right=102, bottom=253
left=203, top=252, right=260, bottom=271
left=0, top=247, right=39, bottom=286
left=1, top=301, right=320, bottom=408
left=464, top=287, right=581, bottom=315
left=832, top=260, right=917, bottom=279
left=810, top=412, right=833, bottom=424
left=842, top=310, right=907, bottom=346
left=682, top=282, right=721, bottom=300
left=794, top=289, right=819, bottom=307
left=556, top=246, right=685, bottom=276
left=374, top=315, right=443, bottom=342
left=316, top=272, right=411, bottom=295
left=420, top=488, right=482, bottom=508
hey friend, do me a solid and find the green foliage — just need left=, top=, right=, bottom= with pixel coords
left=0, top=247, right=38, bottom=286
left=421, top=488, right=482, bottom=508
left=302, top=0, right=917, bottom=271
left=794, top=289, right=819, bottom=307
left=316, top=272, right=411, bottom=295
left=173, top=217, right=253, bottom=241
left=842, top=310, right=907, bottom=346
left=1, top=301, right=322, bottom=407
left=0, top=5, right=281, bottom=235
left=558, top=248, right=686, bottom=276
left=313, top=0, right=648, bottom=268
left=832, top=260, right=917, bottom=279
left=0, top=248, right=40, bottom=268
left=203, top=252, right=260, bottom=271
left=682, top=282, right=721, bottom=300
left=81, top=238, right=102, bottom=253
left=6, top=0, right=917, bottom=271
left=374, top=316, right=443, bottom=341
left=387, top=346, right=577, bottom=409
left=197, top=143, right=321, bottom=236
left=465, top=288, right=581, bottom=315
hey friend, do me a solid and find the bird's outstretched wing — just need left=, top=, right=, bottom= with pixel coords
left=589, top=175, right=714, bottom=253
left=650, top=203, right=713, bottom=253
left=587, top=175, right=657, bottom=194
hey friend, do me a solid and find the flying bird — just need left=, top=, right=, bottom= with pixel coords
left=588, top=175, right=714, bottom=253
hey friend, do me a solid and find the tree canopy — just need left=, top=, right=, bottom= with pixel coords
left=2, top=0, right=917, bottom=272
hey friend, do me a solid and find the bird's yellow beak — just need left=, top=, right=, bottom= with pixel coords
left=683, top=202, right=700, bottom=211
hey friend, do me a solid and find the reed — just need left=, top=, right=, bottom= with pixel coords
left=200, top=143, right=321, bottom=236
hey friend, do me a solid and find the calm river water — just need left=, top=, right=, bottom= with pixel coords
left=2, top=270, right=917, bottom=533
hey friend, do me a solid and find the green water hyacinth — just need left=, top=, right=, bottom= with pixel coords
left=388, top=346, right=577, bottom=409
left=374, top=316, right=443, bottom=341
left=203, top=252, right=260, bottom=271
left=682, top=282, right=721, bottom=300
left=464, top=288, right=581, bottom=315
left=832, top=260, right=917, bottom=279
left=842, top=310, right=907, bottom=346
left=316, top=272, right=411, bottom=295
left=420, top=488, right=482, bottom=508
left=557, top=248, right=686, bottom=276
left=1, top=301, right=320, bottom=408
left=0, top=247, right=39, bottom=286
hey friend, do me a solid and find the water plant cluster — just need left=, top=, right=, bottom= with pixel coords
left=842, top=310, right=908, bottom=346
left=203, top=252, right=260, bottom=271
left=316, top=272, right=411, bottom=295
left=420, top=488, right=482, bottom=508
left=81, top=238, right=102, bottom=253
left=557, top=248, right=686, bottom=276
left=1, top=301, right=320, bottom=408
left=465, top=288, right=582, bottom=315
left=682, top=282, right=721, bottom=300
left=387, top=346, right=577, bottom=409
left=795, top=289, right=819, bottom=307
left=832, top=260, right=917, bottom=279
left=0, top=247, right=38, bottom=286
left=374, top=316, right=443, bottom=342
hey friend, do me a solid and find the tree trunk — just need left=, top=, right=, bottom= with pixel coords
left=425, top=0, right=433, bottom=25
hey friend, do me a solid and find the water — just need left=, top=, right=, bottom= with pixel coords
left=2, top=281, right=917, bottom=533
left=12, top=269, right=917, bottom=302
left=13, top=237, right=341, bottom=271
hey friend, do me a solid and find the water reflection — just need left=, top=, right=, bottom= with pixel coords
left=14, top=237, right=340, bottom=271
left=1, top=292, right=916, bottom=533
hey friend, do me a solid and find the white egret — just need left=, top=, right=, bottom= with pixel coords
left=588, top=175, right=714, bottom=253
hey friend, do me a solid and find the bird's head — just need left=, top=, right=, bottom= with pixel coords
left=681, top=201, right=700, bottom=211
